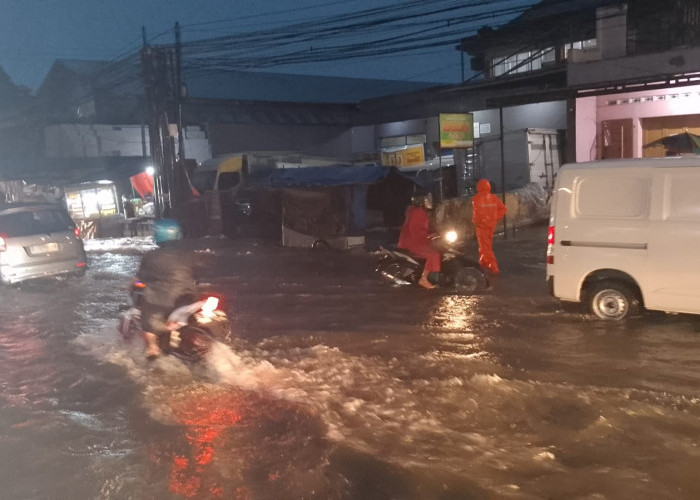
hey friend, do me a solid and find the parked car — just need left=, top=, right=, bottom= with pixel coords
left=0, top=203, right=87, bottom=285
left=546, top=157, right=700, bottom=320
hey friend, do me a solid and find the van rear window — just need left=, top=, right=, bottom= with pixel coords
left=0, top=209, right=75, bottom=237
left=575, top=176, right=649, bottom=218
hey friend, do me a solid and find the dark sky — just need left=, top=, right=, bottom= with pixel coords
left=0, top=0, right=535, bottom=92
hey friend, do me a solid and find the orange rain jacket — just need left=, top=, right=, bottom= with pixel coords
left=471, top=179, right=507, bottom=274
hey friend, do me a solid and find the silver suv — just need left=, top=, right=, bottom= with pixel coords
left=0, top=203, right=87, bottom=285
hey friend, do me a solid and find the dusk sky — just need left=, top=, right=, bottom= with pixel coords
left=0, top=0, right=535, bottom=92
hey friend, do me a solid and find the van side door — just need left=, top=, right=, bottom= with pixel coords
left=646, top=167, right=700, bottom=314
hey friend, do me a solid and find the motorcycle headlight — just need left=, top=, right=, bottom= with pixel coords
left=444, top=230, right=458, bottom=244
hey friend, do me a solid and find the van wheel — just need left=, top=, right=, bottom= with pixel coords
left=587, top=280, right=640, bottom=321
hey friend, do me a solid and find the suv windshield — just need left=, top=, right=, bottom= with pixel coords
left=0, top=209, right=75, bottom=237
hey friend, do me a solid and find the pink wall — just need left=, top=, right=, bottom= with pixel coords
left=576, top=84, right=700, bottom=160
left=576, top=97, right=597, bottom=162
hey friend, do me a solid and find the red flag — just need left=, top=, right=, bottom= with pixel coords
left=130, top=172, right=154, bottom=198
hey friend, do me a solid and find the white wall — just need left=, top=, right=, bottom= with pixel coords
left=43, top=124, right=212, bottom=164
left=569, top=47, right=700, bottom=87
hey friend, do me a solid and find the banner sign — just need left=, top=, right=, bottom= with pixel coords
left=381, top=144, right=426, bottom=167
left=439, top=113, right=474, bottom=149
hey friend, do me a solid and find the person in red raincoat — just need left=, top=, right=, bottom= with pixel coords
left=398, top=193, right=441, bottom=289
left=472, top=179, right=507, bottom=274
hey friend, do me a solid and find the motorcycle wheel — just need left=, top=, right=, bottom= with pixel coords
left=453, top=267, right=487, bottom=294
left=178, top=325, right=215, bottom=361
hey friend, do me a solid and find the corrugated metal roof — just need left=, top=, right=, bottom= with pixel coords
left=182, top=68, right=440, bottom=104
left=46, top=58, right=441, bottom=105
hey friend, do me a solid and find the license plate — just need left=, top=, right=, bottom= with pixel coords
left=31, top=242, right=59, bottom=253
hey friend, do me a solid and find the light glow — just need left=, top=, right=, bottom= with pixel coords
left=444, top=229, right=458, bottom=244
left=201, top=296, right=219, bottom=317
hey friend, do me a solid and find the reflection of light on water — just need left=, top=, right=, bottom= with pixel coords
left=422, top=296, right=491, bottom=363
left=167, top=392, right=242, bottom=498
left=426, top=295, right=480, bottom=332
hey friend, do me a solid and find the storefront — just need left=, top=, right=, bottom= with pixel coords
left=64, top=181, right=124, bottom=238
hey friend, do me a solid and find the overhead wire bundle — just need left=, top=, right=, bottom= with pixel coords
left=88, top=0, right=541, bottom=90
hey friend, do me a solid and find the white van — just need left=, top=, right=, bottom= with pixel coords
left=546, top=157, right=700, bottom=320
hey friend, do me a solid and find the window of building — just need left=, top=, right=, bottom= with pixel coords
left=492, top=47, right=555, bottom=76
left=564, top=39, right=597, bottom=59
left=490, top=39, right=594, bottom=77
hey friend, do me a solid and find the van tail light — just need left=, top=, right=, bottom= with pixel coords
left=74, top=226, right=81, bottom=238
left=546, top=226, right=555, bottom=264
left=0, top=233, right=6, bottom=252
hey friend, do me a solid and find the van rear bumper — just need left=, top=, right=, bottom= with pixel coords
left=547, top=276, right=555, bottom=297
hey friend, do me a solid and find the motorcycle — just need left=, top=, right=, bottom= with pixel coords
left=375, top=229, right=489, bottom=293
left=118, top=280, right=232, bottom=362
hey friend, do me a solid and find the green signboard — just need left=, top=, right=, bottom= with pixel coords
left=439, top=113, right=474, bottom=149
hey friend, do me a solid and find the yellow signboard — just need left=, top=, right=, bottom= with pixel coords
left=439, top=113, right=474, bottom=149
left=381, top=144, right=426, bottom=167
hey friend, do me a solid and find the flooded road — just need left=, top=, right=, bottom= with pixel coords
left=2, top=225, right=700, bottom=499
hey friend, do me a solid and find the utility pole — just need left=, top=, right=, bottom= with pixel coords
left=141, top=44, right=175, bottom=218
left=175, top=22, right=185, bottom=163
left=499, top=106, right=507, bottom=239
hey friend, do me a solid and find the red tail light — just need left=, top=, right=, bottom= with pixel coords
left=546, top=226, right=555, bottom=264
left=0, top=233, right=6, bottom=252
left=74, top=226, right=81, bottom=238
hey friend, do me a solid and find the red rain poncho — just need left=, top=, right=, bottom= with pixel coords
left=397, top=206, right=441, bottom=274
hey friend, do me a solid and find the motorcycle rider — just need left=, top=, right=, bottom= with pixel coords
left=136, top=218, right=198, bottom=360
left=397, top=192, right=441, bottom=289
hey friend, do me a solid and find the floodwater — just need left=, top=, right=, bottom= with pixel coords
left=2, top=225, right=700, bottom=499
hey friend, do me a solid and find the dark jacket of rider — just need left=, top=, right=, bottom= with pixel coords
left=137, top=242, right=198, bottom=310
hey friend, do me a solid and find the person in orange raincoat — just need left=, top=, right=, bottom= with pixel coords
left=472, top=179, right=507, bottom=274
left=398, top=193, right=441, bottom=289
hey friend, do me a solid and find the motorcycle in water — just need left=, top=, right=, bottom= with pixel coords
left=118, top=280, right=232, bottom=362
left=375, top=229, right=489, bottom=293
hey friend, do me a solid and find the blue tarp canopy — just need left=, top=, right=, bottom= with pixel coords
left=264, top=164, right=389, bottom=188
